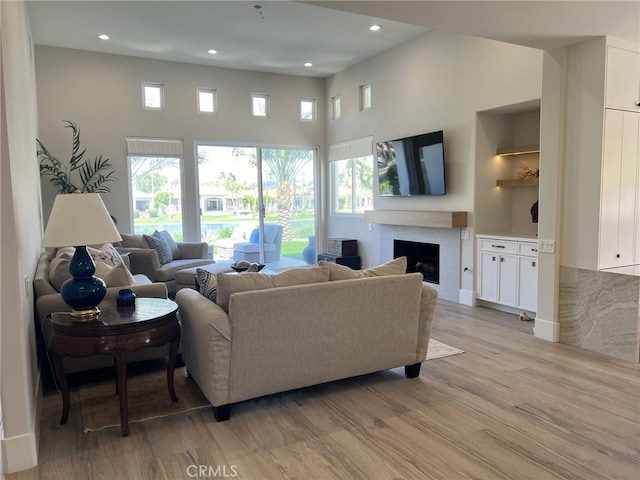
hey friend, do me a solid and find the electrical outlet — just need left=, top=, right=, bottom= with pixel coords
left=538, top=239, right=555, bottom=253
left=460, top=229, right=469, bottom=240
left=368, top=223, right=373, bottom=232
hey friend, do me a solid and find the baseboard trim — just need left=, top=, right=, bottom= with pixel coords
left=534, top=316, right=559, bottom=342
left=458, top=289, right=476, bottom=306
left=1, top=370, right=41, bottom=474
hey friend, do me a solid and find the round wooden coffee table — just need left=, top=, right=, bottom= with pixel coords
left=46, top=297, right=180, bottom=437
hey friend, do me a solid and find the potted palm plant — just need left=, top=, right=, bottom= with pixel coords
left=37, top=120, right=116, bottom=193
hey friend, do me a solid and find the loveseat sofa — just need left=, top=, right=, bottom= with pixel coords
left=176, top=258, right=438, bottom=421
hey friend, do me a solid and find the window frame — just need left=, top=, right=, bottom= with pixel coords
left=142, top=82, right=165, bottom=110
left=197, top=87, right=218, bottom=114
left=251, top=93, right=270, bottom=118
left=330, top=155, right=374, bottom=216
left=359, top=84, right=372, bottom=111
left=332, top=95, right=341, bottom=120
left=300, top=98, right=316, bottom=122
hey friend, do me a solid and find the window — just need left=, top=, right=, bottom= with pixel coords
left=126, top=137, right=184, bottom=239
left=329, top=136, right=374, bottom=215
left=332, top=156, right=374, bottom=214
left=300, top=98, right=315, bottom=121
left=332, top=95, right=341, bottom=119
left=251, top=93, right=269, bottom=117
left=142, top=82, right=164, bottom=110
left=360, top=83, right=372, bottom=111
left=197, top=88, right=217, bottom=114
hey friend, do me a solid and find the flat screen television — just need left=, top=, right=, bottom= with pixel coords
left=377, top=130, right=446, bottom=196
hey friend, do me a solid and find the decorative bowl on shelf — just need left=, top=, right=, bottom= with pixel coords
left=230, top=262, right=265, bottom=273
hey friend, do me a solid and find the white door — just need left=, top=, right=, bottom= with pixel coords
left=518, top=256, right=538, bottom=312
left=497, top=254, right=518, bottom=307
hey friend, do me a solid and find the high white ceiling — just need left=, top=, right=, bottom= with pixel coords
left=26, top=1, right=640, bottom=78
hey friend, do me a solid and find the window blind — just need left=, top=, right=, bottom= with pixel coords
left=125, top=137, right=183, bottom=157
left=328, top=136, right=373, bottom=162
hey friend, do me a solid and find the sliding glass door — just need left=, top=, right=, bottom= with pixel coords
left=196, top=144, right=316, bottom=269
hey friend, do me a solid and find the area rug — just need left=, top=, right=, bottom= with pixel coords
left=426, top=339, right=464, bottom=360
left=79, top=367, right=209, bottom=433
left=80, top=340, right=463, bottom=432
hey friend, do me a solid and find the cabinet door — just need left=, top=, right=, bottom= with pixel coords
left=600, top=110, right=640, bottom=268
left=497, top=254, right=517, bottom=307
left=479, top=251, right=498, bottom=302
left=617, top=112, right=640, bottom=266
left=518, top=256, right=538, bottom=312
left=606, top=46, right=640, bottom=112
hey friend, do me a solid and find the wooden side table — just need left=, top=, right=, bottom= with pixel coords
left=45, top=297, right=180, bottom=437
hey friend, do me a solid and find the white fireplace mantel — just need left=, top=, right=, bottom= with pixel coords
left=364, top=210, right=467, bottom=229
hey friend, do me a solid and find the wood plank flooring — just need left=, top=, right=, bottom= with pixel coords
left=6, top=300, right=639, bottom=480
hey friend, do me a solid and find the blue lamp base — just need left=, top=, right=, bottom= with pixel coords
left=60, top=245, right=107, bottom=320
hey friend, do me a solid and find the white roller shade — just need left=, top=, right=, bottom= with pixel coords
left=126, top=137, right=183, bottom=157
left=328, top=136, right=373, bottom=162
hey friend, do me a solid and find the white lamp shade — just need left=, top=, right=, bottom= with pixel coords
left=42, top=193, right=122, bottom=247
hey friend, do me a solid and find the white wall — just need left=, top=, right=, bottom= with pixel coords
left=325, top=30, right=543, bottom=295
left=1, top=1, right=43, bottom=473
left=34, top=46, right=326, bottom=241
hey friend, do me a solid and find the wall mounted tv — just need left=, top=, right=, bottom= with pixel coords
left=377, top=130, right=446, bottom=196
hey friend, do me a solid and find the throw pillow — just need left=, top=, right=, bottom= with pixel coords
left=88, top=243, right=124, bottom=268
left=102, top=263, right=136, bottom=288
left=319, top=256, right=408, bottom=281
left=156, top=230, right=182, bottom=260
left=216, top=266, right=330, bottom=312
left=48, top=246, right=121, bottom=291
left=143, top=233, right=173, bottom=265
left=119, top=233, right=145, bottom=248
left=249, top=229, right=260, bottom=244
left=196, top=268, right=218, bottom=302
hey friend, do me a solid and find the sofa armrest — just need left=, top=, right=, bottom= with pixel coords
left=175, top=289, right=231, bottom=406
left=417, top=283, right=438, bottom=361
left=177, top=242, right=208, bottom=259
left=116, top=247, right=160, bottom=280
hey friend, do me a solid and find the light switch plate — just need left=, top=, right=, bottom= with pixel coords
left=460, top=229, right=469, bottom=240
left=538, top=239, right=555, bottom=253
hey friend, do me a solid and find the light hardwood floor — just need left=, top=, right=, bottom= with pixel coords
left=6, top=300, right=639, bottom=480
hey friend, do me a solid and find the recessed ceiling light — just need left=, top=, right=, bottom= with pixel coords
left=207, top=49, right=218, bottom=55
left=97, top=34, right=110, bottom=40
left=369, top=24, right=382, bottom=32
left=304, top=62, right=313, bottom=68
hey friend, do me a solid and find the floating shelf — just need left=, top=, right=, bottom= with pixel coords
left=496, top=144, right=540, bottom=156
left=364, top=210, right=467, bottom=228
left=496, top=178, right=540, bottom=187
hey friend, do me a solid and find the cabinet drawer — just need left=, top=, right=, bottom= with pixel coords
left=518, top=242, right=539, bottom=256
left=480, top=239, right=517, bottom=253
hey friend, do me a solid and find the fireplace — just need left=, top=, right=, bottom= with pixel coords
left=394, top=239, right=440, bottom=284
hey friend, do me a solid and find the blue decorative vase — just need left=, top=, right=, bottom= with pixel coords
left=117, top=288, right=136, bottom=307
left=60, top=245, right=107, bottom=319
left=303, top=235, right=316, bottom=265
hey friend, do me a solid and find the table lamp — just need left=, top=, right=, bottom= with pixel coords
left=41, top=192, right=122, bottom=320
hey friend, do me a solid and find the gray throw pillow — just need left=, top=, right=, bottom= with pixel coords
left=143, top=233, right=173, bottom=265
left=156, top=230, right=182, bottom=260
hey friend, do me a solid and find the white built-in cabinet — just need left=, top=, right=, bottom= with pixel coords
left=605, top=46, right=640, bottom=112
left=599, top=109, right=640, bottom=268
left=477, top=235, right=538, bottom=313
left=562, top=39, right=640, bottom=271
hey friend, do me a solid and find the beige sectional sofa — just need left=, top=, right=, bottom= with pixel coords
left=34, top=248, right=169, bottom=374
left=176, top=259, right=438, bottom=421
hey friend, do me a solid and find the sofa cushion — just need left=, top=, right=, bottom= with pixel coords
left=216, top=266, right=330, bottom=312
left=249, top=229, right=259, bottom=244
left=196, top=268, right=218, bottom=302
left=119, top=232, right=146, bottom=248
left=319, top=256, right=408, bottom=281
left=88, top=243, right=125, bottom=268
left=102, top=263, right=136, bottom=287
left=144, top=233, right=173, bottom=265
left=156, top=230, right=183, bottom=260
left=153, top=258, right=213, bottom=282
left=48, top=246, right=136, bottom=291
